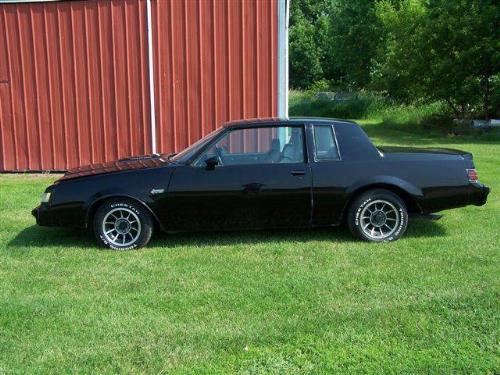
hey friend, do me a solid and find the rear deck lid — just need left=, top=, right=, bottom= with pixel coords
left=378, top=146, right=472, bottom=159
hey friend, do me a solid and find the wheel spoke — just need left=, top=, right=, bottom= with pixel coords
left=102, top=207, right=142, bottom=246
left=359, top=199, right=402, bottom=239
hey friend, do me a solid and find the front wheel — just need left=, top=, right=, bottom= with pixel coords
left=93, top=199, right=154, bottom=250
left=347, top=189, right=408, bottom=242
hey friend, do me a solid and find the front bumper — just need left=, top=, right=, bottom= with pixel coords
left=32, top=204, right=54, bottom=226
left=470, top=184, right=490, bottom=206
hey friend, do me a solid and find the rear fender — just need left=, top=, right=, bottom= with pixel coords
left=347, top=176, right=423, bottom=198
left=342, top=176, right=424, bottom=217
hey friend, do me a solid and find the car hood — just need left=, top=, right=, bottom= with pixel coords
left=59, top=154, right=172, bottom=181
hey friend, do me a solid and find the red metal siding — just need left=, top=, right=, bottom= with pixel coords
left=152, top=0, right=278, bottom=154
left=0, top=0, right=152, bottom=171
left=0, top=0, right=278, bottom=171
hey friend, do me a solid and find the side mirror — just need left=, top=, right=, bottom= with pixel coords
left=204, top=156, right=219, bottom=170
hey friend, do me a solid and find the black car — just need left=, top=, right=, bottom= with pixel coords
left=33, top=118, right=490, bottom=249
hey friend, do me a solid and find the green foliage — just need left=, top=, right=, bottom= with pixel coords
left=370, top=0, right=427, bottom=102
left=289, top=89, right=462, bottom=134
left=376, top=102, right=451, bottom=130
left=289, top=0, right=499, bottom=118
left=372, top=0, right=499, bottom=117
left=306, top=79, right=332, bottom=96
left=289, top=90, right=390, bottom=119
left=289, top=21, right=324, bottom=89
left=326, top=0, right=381, bottom=88
left=289, top=0, right=331, bottom=89
left=290, top=0, right=382, bottom=90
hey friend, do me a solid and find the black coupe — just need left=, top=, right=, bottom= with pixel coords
left=33, top=118, right=490, bottom=249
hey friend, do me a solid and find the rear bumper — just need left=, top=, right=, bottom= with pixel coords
left=470, top=184, right=490, bottom=206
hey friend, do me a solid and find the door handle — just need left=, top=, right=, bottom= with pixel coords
left=291, top=170, right=305, bottom=176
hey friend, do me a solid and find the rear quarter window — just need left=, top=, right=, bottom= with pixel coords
left=313, top=125, right=340, bottom=161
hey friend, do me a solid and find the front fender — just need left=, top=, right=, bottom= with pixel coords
left=83, top=191, right=162, bottom=230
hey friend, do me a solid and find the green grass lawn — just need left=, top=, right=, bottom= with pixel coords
left=0, top=123, right=498, bottom=374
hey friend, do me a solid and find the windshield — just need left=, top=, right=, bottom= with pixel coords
left=170, top=127, right=224, bottom=163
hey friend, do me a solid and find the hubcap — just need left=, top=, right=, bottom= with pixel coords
left=115, top=218, right=131, bottom=234
left=102, top=208, right=141, bottom=247
left=370, top=211, right=387, bottom=227
left=360, top=200, right=400, bottom=239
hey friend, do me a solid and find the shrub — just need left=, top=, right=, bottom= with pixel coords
left=289, top=90, right=389, bottom=119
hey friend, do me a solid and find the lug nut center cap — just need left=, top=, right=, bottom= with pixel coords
left=370, top=211, right=387, bottom=227
left=115, top=219, right=131, bottom=234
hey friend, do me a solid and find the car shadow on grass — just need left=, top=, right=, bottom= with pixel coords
left=405, top=218, right=447, bottom=238
left=7, top=218, right=446, bottom=250
left=7, top=226, right=97, bottom=250
left=150, top=226, right=357, bottom=248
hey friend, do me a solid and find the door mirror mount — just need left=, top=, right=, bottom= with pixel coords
left=204, top=156, right=219, bottom=170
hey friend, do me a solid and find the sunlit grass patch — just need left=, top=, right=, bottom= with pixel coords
left=0, top=123, right=498, bottom=373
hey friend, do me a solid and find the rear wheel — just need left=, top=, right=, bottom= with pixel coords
left=347, top=189, right=408, bottom=242
left=93, top=199, right=153, bottom=250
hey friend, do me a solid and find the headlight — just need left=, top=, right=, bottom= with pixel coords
left=41, top=192, right=51, bottom=203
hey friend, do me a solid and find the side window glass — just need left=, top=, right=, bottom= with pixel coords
left=194, top=126, right=305, bottom=167
left=314, top=125, right=339, bottom=161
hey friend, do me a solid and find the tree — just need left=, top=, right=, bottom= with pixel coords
left=370, top=0, right=427, bottom=101
left=289, top=0, right=331, bottom=89
left=372, top=0, right=499, bottom=117
left=326, top=0, right=382, bottom=89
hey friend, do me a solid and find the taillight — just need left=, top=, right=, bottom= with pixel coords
left=467, top=168, right=478, bottom=183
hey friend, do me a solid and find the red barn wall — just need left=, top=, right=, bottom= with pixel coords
left=0, top=0, right=278, bottom=171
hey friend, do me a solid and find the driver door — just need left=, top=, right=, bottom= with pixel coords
left=163, top=125, right=312, bottom=232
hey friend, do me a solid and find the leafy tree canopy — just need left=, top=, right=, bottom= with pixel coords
left=289, top=0, right=499, bottom=117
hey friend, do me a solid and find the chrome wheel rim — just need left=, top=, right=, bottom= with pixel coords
left=360, top=200, right=400, bottom=240
left=102, top=208, right=141, bottom=247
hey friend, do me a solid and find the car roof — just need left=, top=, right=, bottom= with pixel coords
left=223, top=117, right=357, bottom=129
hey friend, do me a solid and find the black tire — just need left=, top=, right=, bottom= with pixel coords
left=93, top=199, right=154, bottom=250
left=347, top=189, right=408, bottom=242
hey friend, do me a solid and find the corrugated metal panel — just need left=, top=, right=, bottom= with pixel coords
left=0, top=0, right=152, bottom=171
left=152, top=0, right=278, bottom=155
left=0, top=0, right=278, bottom=171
